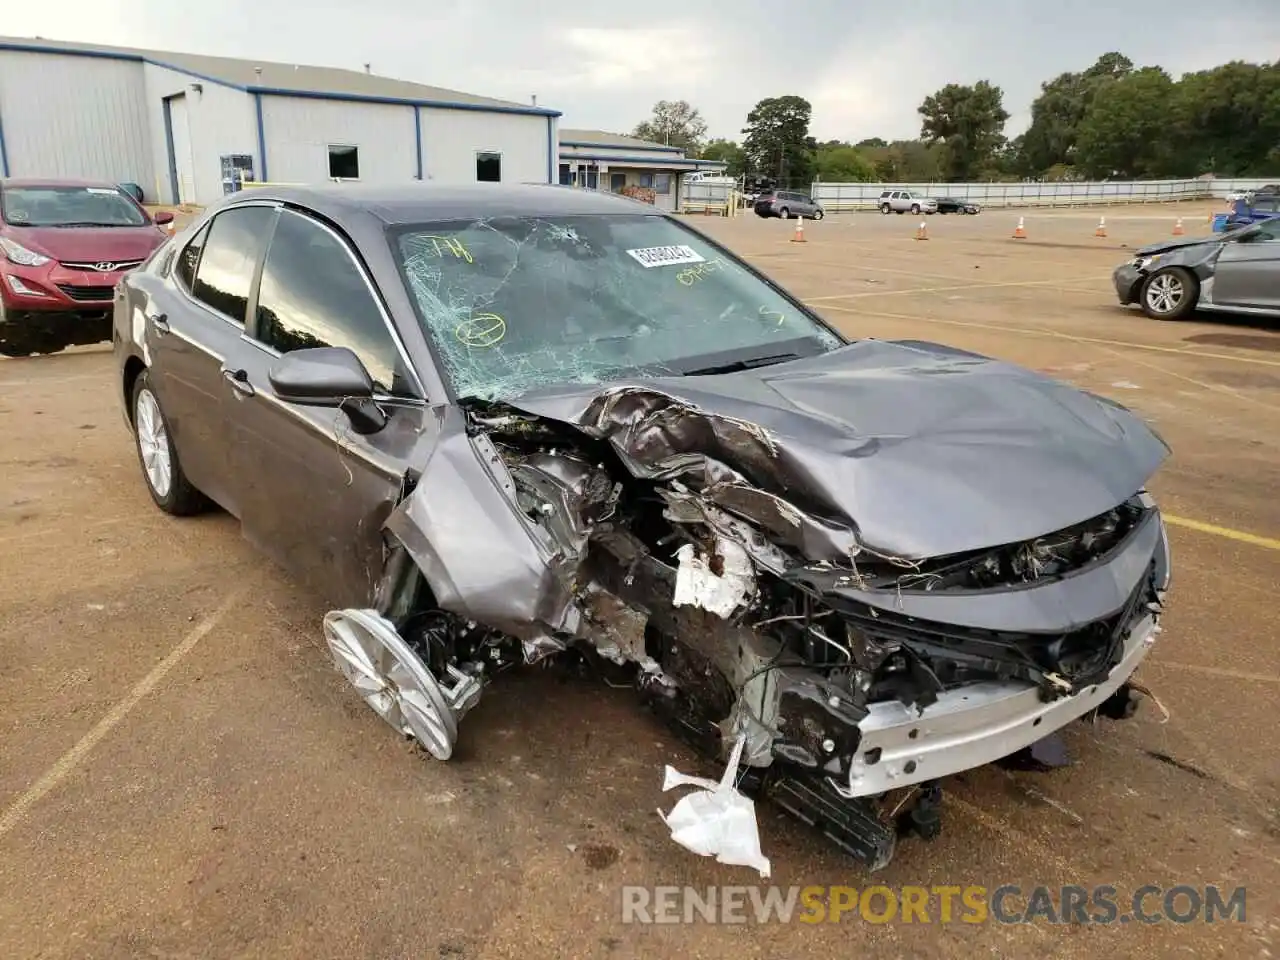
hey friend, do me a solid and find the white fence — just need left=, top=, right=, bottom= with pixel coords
left=812, top=178, right=1278, bottom=211
left=680, top=179, right=738, bottom=215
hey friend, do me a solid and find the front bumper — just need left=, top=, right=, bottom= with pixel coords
left=838, top=612, right=1157, bottom=798
left=1112, top=263, right=1144, bottom=304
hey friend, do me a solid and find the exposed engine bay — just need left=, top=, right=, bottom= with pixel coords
left=323, top=344, right=1174, bottom=872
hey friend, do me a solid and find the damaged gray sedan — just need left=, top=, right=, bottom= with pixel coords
left=113, top=184, right=1172, bottom=869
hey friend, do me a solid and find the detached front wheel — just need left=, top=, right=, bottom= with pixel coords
left=1140, top=267, right=1198, bottom=321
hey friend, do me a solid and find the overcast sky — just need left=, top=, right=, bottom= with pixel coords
left=7, top=1, right=1280, bottom=143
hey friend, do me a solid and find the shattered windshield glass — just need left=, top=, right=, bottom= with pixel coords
left=391, top=214, right=844, bottom=401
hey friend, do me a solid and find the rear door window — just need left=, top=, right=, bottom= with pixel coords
left=191, top=206, right=276, bottom=325
left=175, top=222, right=210, bottom=292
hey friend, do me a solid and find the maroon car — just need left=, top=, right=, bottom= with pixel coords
left=0, top=178, right=175, bottom=357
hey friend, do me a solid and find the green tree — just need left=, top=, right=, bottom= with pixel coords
left=918, top=80, right=1010, bottom=180
left=632, top=100, right=708, bottom=154
left=814, top=143, right=877, bottom=181
left=1075, top=66, right=1176, bottom=178
left=1169, top=61, right=1280, bottom=176
left=858, top=140, right=945, bottom=181
left=700, top=138, right=746, bottom=177
left=855, top=137, right=888, bottom=149
left=742, top=95, right=816, bottom=187
left=1021, top=53, right=1133, bottom=175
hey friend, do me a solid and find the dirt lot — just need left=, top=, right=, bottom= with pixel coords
left=1, top=200, right=1277, bottom=959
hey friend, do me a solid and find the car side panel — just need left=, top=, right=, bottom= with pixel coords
left=222, top=340, right=431, bottom=607
left=122, top=265, right=245, bottom=513
left=1212, top=238, right=1280, bottom=310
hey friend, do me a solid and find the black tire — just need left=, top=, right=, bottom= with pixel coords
left=812, top=209, right=824, bottom=220
left=131, top=370, right=206, bottom=515
left=778, top=207, right=790, bottom=219
left=880, top=204, right=891, bottom=214
left=910, top=204, right=921, bottom=215
left=1139, top=267, right=1198, bottom=321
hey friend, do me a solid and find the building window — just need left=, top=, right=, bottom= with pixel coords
left=476, top=151, right=502, bottom=182
left=559, top=163, right=572, bottom=185
left=654, top=174, right=671, bottom=194
left=638, top=172, right=654, bottom=189
left=328, top=145, right=360, bottom=179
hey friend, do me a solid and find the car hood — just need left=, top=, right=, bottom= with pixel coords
left=1135, top=234, right=1223, bottom=256
left=503, top=339, right=1170, bottom=561
left=5, top=225, right=165, bottom=263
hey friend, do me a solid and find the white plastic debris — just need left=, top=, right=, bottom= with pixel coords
left=672, top=539, right=755, bottom=619
left=657, top=734, right=772, bottom=878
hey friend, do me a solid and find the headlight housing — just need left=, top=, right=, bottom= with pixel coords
left=0, top=237, right=51, bottom=267
left=1130, top=254, right=1163, bottom=271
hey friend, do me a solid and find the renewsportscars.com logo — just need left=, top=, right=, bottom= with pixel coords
left=620, top=884, right=1248, bottom=925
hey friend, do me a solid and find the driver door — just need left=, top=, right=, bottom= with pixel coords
left=220, top=207, right=432, bottom=608
left=1212, top=219, right=1280, bottom=310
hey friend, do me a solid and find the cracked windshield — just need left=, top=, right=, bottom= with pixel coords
left=393, top=214, right=843, bottom=401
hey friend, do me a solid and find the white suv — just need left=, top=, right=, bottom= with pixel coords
left=878, top=190, right=937, bottom=215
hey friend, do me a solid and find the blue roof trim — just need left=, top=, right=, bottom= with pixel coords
left=0, top=42, right=563, bottom=116
left=560, top=139, right=682, bottom=154
left=250, top=86, right=561, bottom=116
left=557, top=152, right=707, bottom=167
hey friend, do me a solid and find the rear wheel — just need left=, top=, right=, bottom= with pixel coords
left=910, top=204, right=921, bottom=215
left=1140, top=267, right=1198, bottom=321
left=778, top=207, right=790, bottom=219
left=812, top=209, right=824, bottom=220
left=131, top=370, right=205, bottom=515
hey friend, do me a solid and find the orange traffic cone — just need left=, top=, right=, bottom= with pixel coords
left=1013, top=216, right=1027, bottom=239
left=915, top=220, right=929, bottom=240
left=1094, top=217, right=1107, bottom=238
left=791, top=216, right=806, bottom=243
left=1173, top=217, right=1185, bottom=236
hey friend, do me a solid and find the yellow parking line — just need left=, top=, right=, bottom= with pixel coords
left=812, top=303, right=1280, bottom=369
left=1162, top=515, right=1280, bottom=551
left=804, top=275, right=1114, bottom=302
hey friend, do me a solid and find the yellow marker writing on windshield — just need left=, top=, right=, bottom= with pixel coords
left=421, top=235, right=473, bottom=263
left=455, top=313, right=506, bottom=348
left=676, top=257, right=726, bottom=287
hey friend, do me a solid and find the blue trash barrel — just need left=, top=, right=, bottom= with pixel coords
left=1212, top=213, right=1228, bottom=233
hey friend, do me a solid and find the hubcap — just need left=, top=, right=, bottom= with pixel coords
left=322, top=609, right=465, bottom=760
left=135, top=388, right=173, bottom=498
left=1146, top=273, right=1184, bottom=314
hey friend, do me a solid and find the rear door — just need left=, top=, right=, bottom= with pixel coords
left=1211, top=219, right=1280, bottom=310
left=221, top=207, right=430, bottom=607
left=143, top=203, right=277, bottom=513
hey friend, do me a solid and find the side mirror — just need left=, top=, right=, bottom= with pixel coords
left=267, top=346, right=387, bottom=434
left=153, top=211, right=175, bottom=225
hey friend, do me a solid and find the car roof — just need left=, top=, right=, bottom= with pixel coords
left=226, top=182, right=662, bottom=225
left=0, top=177, right=128, bottom=190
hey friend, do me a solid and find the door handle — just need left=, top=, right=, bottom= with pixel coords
left=147, top=311, right=170, bottom=335
left=221, top=367, right=255, bottom=397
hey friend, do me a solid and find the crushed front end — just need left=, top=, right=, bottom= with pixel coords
left=337, top=343, right=1174, bottom=872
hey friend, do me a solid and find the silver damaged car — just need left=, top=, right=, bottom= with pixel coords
left=113, top=184, right=1173, bottom=870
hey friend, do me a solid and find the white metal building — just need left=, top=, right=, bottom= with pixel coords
left=558, top=130, right=726, bottom=212
left=0, top=36, right=560, bottom=205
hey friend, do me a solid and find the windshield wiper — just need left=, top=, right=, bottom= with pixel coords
left=51, top=221, right=129, bottom=228
left=683, top=352, right=803, bottom=376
